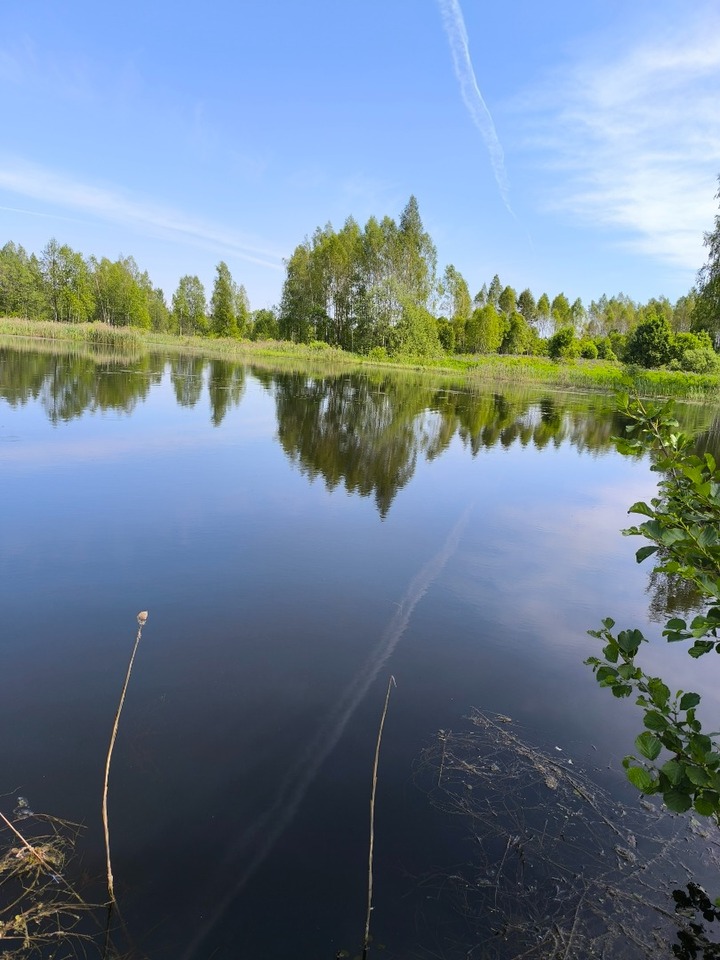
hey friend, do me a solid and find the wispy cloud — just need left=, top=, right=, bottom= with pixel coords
left=0, top=158, right=285, bottom=270
left=436, top=0, right=512, bottom=213
left=528, top=13, right=720, bottom=272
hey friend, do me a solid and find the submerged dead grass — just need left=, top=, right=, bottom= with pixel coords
left=0, top=806, right=98, bottom=959
left=415, top=710, right=720, bottom=960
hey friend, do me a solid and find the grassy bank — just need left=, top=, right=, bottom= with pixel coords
left=2, top=316, right=719, bottom=399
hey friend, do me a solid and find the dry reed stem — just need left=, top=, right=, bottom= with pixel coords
left=363, top=674, right=396, bottom=960
left=0, top=811, right=51, bottom=875
left=102, top=611, right=148, bottom=905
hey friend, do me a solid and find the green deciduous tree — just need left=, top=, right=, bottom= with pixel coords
left=0, top=242, right=46, bottom=319
left=694, top=177, right=720, bottom=343
left=277, top=197, right=437, bottom=354
left=234, top=283, right=250, bottom=338
left=498, top=285, right=517, bottom=315
left=172, top=275, right=207, bottom=334
left=551, top=293, right=572, bottom=330
left=441, top=264, right=472, bottom=351
left=210, top=261, right=239, bottom=338
left=40, top=239, right=94, bottom=323
left=624, top=313, right=673, bottom=368
left=536, top=292, right=551, bottom=337
left=673, top=292, right=697, bottom=333
left=517, top=288, right=537, bottom=325
left=390, top=300, right=440, bottom=358
left=466, top=304, right=502, bottom=353
left=396, top=195, right=437, bottom=309
left=148, top=287, right=171, bottom=331
left=473, top=283, right=488, bottom=308
left=487, top=274, right=502, bottom=309
left=571, top=297, right=585, bottom=327
left=279, top=242, right=318, bottom=343
left=250, top=308, right=279, bottom=340
left=547, top=325, right=576, bottom=359
left=91, top=256, right=151, bottom=328
left=500, top=311, right=533, bottom=355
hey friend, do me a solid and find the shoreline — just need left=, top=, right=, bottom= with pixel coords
left=1, top=317, right=718, bottom=400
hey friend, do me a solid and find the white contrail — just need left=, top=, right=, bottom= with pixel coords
left=437, top=0, right=513, bottom=213
left=180, top=506, right=472, bottom=960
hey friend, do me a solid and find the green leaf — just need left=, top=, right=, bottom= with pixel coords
left=635, top=545, right=659, bottom=563
left=636, top=731, right=662, bottom=761
left=663, top=790, right=693, bottom=813
left=694, top=792, right=719, bottom=816
left=602, top=643, right=619, bottom=663
left=611, top=683, right=632, bottom=698
left=628, top=501, right=655, bottom=518
left=647, top=679, right=670, bottom=708
left=601, top=617, right=616, bottom=630
left=659, top=730, right=683, bottom=753
left=617, top=663, right=637, bottom=680
left=661, top=759, right=685, bottom=785
left=690, top=734, right=713, bottom=756
left=679, top=692, right=701, bottom=711
left=697, top=526, right=718, bottom=547
left=596, top=666, right=618, bottom=684
left=689, top=641, right=714, bottom=658
left=617, top=629, right=645, bottom=656
left=626, top=766, right=655, bottom=792
left=681, top=465, right=704, bottom=484
left=643, top=710, right=668, bottom=731
left=664, top=618, right=687, bottom=632
left=686, top=767, right=710, bottom=787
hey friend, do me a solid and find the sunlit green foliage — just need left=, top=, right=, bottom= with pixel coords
left=2, top=177, right=719, bottom=367
left=587, top=395, right=720, bottom=824
left=548, top=325, right=576, bottom=360
left=250, top=308, right=279, bottom=341
left=624, top=313, right=673, bottom=367
left=694, top=177, right=720, bottom=342
left=172, top=275, right=207, bottom=335
left=210, top=261, right=239, bottom=338
left=278, top=196, right=439, bottom=356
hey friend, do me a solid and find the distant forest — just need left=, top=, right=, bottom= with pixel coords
left=2, top=194, right=719, bottom=371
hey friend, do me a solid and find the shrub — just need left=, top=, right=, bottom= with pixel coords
left=367, top=346, right=389, bottom=362
left=547, top=325, right=576, bottom=360
left=436, top=318, right=455, bottom=353
left=625, top=315, right=672, bottom=367
left=579, top=339, right=598, bottom=359
left=672, top=330, right=714, bottom=360
left=608, top=331, right=627, bottom=361
left=680, top=347, right=720, bottom=373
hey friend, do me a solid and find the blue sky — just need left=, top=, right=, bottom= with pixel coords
left=2, top=0, right=720, bottom=312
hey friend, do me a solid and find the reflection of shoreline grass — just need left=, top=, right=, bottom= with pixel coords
left=2, top=316, right=719, bottom=399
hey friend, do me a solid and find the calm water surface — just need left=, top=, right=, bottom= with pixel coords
left=1, top=343, right=718, bottom=959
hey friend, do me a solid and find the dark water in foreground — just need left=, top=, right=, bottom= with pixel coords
left=1, top=344, right=719, bottom=959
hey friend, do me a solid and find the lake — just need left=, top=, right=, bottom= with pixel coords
left=1, top=341, right=719, bottom=959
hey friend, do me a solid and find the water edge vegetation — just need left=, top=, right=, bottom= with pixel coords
left=1, top=317, right=719, bottom=401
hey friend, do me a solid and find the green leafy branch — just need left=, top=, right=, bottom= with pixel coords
left=586, top=394, right=720, bottom=824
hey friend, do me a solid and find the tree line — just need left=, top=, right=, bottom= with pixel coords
left=2, top=185, right=719, bottom=370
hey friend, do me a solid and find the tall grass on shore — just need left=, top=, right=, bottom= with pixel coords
left=2, top=316, right=719, bottom=400
left=86, top=324, right=142, bottom=353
